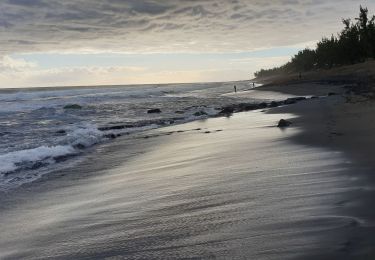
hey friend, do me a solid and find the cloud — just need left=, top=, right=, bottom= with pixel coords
left=0, top=65, right=148, bottom=87
left=1, top=0, right=375, bottom=55
left=0, top=56, right=37, bottom=71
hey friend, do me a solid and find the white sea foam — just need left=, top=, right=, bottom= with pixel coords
left=0, top=145, right=77, bottom=175
left=0, top=124, right=104, bottom=175
left=0, top=123, right=161, bottom=176
left=66, top=124, right=104, bottom=148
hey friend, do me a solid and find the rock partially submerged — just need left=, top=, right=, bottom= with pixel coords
left=277, top=119, right=292, bottom=128
left=98, top=124, right=134, bottom=131
left=218, top=106, right=235, bottom=116
left=269, top=101, right=284, bottom=107
left=147, top=108, right=162, bottom=114
left=194, top=111, right=208, bottom=116
left=64, top=104, right=82, bottom=110
left=56, top=130, right=66, bottom=135
left=284, top=97, right=306, bottom=105
left=218, top=96, right=309, bottom=116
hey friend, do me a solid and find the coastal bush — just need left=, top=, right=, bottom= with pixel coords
left=255, top=6, right=375, bottom=78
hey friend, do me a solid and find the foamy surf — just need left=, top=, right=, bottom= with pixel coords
left=0, top=145, right=77, bottom=175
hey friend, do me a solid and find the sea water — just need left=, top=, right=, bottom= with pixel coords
left=0, top=81, right=260, bottom=190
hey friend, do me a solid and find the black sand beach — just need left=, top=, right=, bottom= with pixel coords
left=1, top=82, right=375, bottom=259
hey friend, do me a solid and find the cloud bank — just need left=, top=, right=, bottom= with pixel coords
left=2, top=0, right=375, bottom=55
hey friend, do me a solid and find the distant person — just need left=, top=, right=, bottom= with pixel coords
left=234, top=85, right=237, bottom=93
left=299, top=72, right=302, bottom=79
left=253, top=82, right=255, bottom=87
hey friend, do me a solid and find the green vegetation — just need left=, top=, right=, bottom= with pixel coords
left=255, top=6, right=375, bottom=78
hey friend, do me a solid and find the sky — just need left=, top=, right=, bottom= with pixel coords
left=1, top=0, right=375, bottom=88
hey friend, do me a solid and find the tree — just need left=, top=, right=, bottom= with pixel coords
left=254, top=6, right=375, bottom=78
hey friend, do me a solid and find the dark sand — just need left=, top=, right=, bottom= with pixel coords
left=1, top=83, right=375, bottom=259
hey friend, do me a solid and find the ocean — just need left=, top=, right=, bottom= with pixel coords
left=0, top=81, right=260, bottom=191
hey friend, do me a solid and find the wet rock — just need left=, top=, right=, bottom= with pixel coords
left=64, top=104, right=82, bottom=109
left=269, top=101, right=283, bottom=107
left=284, top=97, right=306, bottom=105
left=277, top=119, right=292, bottom=128
left=30, top=161, right=46, bottom=170
left=238, top=103, right=258, bottom=111
left=219, top=106, right=234, bottom=115
left=56, top=130, right=66, bottom=134
left=194, top=111, right=208, bottom=116
left=99, top=124, right=136, bottom=131
left=73, top=143, right=86, bottom=149
left=104, top=134, right=117, bottom=139
left=257, top=102, right=268, bottom=109
left=54, top=154, right=74, bottom=163
left=147, top=108, right=162, bottom=114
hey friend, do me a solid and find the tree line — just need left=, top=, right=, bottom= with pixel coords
left=254, top=6, right=375, bottom=78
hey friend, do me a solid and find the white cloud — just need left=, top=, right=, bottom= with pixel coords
left=0, top=56, right=37, bottom=71
left=0, top=65, right=148, bottom=88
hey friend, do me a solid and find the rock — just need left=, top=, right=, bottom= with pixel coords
left=284, top=98, right=296, bottom=105
left=99, top=124, right=140, bottom=131
left=219, top=106, right=234, bottom=115
left=328, top=92, right=337, bottom=96
left=64, top=104, right=82, bottom=109
left=284, top=97, right=306, bottom=105
left=277, top=119, right=292, bottom=128
left=74, top=143, right=86, bottom=149
left=310, top=96, right=319, bottom=99
left=257, top=102, right=268, bottom=109
left=99, top=125, right=129, bottom=131
left=147, top=108, right=162, bottom=114
left=56, top=130, right=66, bottom=134
left=194, top=111, right=208, bottom=116
left=269, top=101, right=283, bottom=107
left=104, top=134, right=117, bottom=139
left=238, top=103, right=258, bottom=111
